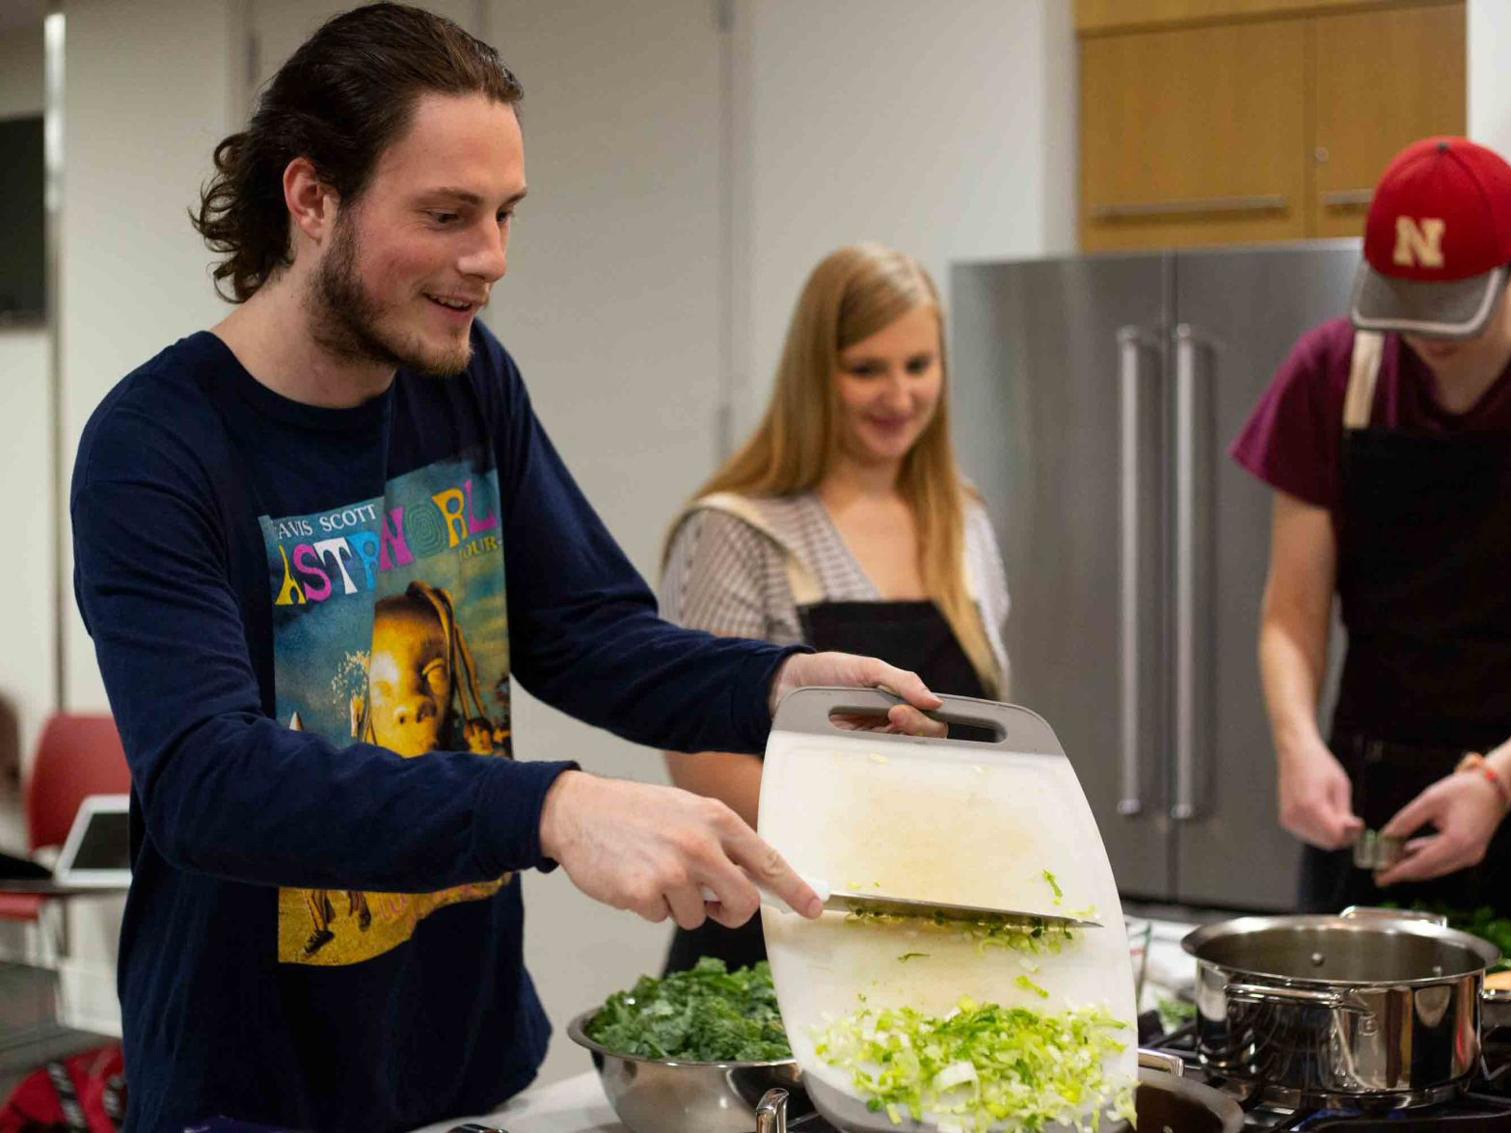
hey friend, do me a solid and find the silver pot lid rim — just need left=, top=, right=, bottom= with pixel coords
left=1181, top=913, right=1501, bottom=979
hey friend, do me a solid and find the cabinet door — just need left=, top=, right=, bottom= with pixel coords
left=1311, top=2, right=1466, bottom=238
left=1080, top=19, right=1308, bottom=251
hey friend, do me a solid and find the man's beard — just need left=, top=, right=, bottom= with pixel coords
left=309, top=214, right=473, bottom=379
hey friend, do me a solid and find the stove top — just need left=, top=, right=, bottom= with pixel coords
left=1143, top=1019, right=1511, bottom=1130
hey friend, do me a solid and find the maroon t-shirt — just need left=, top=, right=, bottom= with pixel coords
left=1230, top=317, right=1511, bottom=511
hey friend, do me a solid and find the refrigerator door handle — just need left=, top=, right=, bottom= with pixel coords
left=1117, top=326, right=1157, bottom=818
left=1172, top=323, right=1205, bottom=823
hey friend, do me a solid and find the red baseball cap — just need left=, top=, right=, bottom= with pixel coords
left=1351, top=136, right=1511, bottom=339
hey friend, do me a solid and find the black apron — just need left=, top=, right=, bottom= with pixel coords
left=663, top=599, right=988, bottom=975
left=1299, top=380, right=1511, bottom=913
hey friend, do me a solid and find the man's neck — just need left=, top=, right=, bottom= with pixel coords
left=211, top=281, right=396, bottom=409
left=1428, top=336, right=1511, bottom=416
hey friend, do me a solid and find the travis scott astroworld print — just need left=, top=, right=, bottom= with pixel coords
left=260, top=452, right=513, bottom=966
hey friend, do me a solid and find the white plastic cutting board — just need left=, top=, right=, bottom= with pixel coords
left=758, top=689, right=1136, bottom=1132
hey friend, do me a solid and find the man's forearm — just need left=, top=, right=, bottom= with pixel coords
left=1258, top=609, right=1330, bottom=764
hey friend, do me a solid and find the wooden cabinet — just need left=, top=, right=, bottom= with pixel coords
left=1078, top=0, right=1465, bottom=252
left=1080, top=20, right=1308, bottom=250
left=1312, top=4, right=1466, bottom=237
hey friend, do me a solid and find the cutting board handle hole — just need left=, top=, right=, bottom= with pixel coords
left=824, top=706, right=1004, bottom=744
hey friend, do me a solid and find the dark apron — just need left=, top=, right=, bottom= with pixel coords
left=663, top=599, right=988, bottom=974
left=1300, top=422, right=1511, bottom=913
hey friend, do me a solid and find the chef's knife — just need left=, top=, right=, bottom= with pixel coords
left=706, top=875, right=1101, bottom=930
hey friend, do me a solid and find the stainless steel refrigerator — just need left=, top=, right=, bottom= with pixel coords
left=950, top=242, right=1359, bottom=911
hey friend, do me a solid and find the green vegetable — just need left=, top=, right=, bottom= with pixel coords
left=1042, top=870, right=1063, bottom=904
left=1156, top=996, right=1196, bottom=1031
left=814, top=996, right=1133, bottom=1132
left=584, top=957, right=790, bottom=1061
left=1014, top=974, right=1049, bottom=999
left=898, top=951, right=930, bottom=962
left=844, top=910, right=1078, bottom=955
left=1382, top=902, right=1511, bottom=973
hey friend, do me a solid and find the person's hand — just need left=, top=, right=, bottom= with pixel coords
left=537, top=770, right=823, bottom=929
left=1374, top=762, right=1507, bottom=886
left=1277, top=739, right=1363, bottom=850
left=769, top=651, right=946, bottom=736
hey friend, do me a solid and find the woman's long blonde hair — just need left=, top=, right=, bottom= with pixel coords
left=690, top=243, right=999, bottom=694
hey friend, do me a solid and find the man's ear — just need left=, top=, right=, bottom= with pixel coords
left=284, top=156, right=339, bottom=244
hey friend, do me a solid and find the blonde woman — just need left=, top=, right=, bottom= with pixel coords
left=659, top=244, right=1012, bottom=973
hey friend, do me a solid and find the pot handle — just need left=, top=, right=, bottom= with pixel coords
left=1226, top=981, right=1368, bottom=1013
left=1137, top=1048, right=1186, bottom=1077
left=756, top=1088, right=788, bottom=1133
left=1340, top=905, right=1448, bottom=927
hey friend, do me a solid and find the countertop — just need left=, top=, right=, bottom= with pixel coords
left=410, top=1071, right=620, bottom=1133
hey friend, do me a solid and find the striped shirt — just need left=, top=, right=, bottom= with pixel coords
left=660, top=491, right=1011, bottom=691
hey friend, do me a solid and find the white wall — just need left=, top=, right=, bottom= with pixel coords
left=1468, top=0, right=1511, bottom=156
left=733, top=0, right=1076, bottom=435
left=60, top=0, right=239, bottom=713
left=0, top=21, right=50, bottom=851
left=0, top=327, right=51, bottom=851
left=0, top=23, right=44, bottom=118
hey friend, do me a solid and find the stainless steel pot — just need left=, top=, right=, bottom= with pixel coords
left=1182, top=906, right=1500, bottom=1108
left=752, top=1051, right=1242, bottom=1133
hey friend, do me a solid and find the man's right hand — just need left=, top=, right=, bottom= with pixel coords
left=1277, top=740, right=1363, bottom=850
left=537, top=770, right=823, bottom=929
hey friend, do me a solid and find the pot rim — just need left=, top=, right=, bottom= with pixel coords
left=1181, top=914, right=1501, bottom=987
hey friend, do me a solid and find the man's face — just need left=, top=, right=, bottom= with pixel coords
left=1402, top=286, right=1511, bottom=386
left=367, top=606, right=450, bottom=757
left=310, top=92, right=527, bottom=377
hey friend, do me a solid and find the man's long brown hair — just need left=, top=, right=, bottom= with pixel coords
left=689, top=244, right=999, bottom=694
left=192, top=3, right=522, bottom=303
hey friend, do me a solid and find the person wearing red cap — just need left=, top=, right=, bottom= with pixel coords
left=1233, top=136, right=1511, bottom=913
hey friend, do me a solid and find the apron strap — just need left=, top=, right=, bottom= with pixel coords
left=1343, top=329, right=1385, bottom=430
left=691, top=492, right=824, bottom=606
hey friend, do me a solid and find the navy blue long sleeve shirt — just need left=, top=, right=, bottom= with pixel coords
left=70, top=324, right=797, bottom=1132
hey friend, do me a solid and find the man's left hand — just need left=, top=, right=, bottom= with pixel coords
left=1375, top=762, right=1507, bottom=886
left=768, top=652, right=946, bottom=736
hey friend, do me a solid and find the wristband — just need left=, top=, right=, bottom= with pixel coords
left=1456, top=752, right=1511, bottom=809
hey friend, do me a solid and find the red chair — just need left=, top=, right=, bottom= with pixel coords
left=0, top=715, right=131, bottom=942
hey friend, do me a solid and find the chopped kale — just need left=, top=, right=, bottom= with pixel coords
left=584, top=957, right=791, bottom=1061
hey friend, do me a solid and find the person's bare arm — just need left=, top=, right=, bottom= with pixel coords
left=665, top=752, right=764, bottom=829
left=1259, top=490, right=1362, bottom=850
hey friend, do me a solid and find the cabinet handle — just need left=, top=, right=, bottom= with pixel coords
left=1321, top=188, right=1372, bottom=209
left=1090, top=194, right=1286, bottom=220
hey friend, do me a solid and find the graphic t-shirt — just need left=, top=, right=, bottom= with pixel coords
left=71, top=325, right=797, bottom=1132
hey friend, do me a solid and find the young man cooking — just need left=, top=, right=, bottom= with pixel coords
left=69, top=6, right=941, bottom=1129
left=1233, top=136, right=1511, bottom=914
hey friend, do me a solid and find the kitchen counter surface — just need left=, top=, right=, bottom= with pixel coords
left=410, top=1070, right=621, bottom=1133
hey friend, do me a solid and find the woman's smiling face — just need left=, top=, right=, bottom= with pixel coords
left=832, top=304, right=943, bottom=467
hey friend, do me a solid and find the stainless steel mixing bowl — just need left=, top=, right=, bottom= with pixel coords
left=567, top=1008, right=808, bottom=1133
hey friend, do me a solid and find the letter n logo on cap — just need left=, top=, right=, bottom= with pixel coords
left=1393, top=217, right=1447, bottom=268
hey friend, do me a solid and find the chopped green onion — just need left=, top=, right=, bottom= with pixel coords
left=814, top=997, right=1132, bottom=1131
